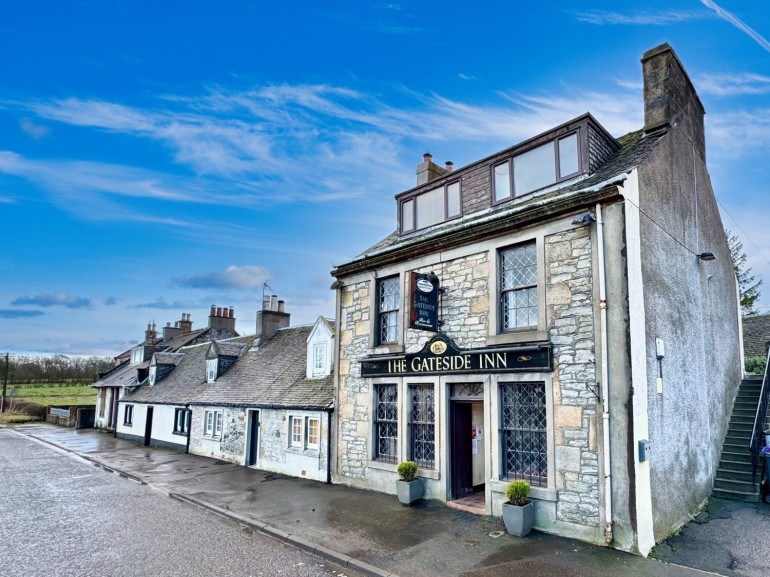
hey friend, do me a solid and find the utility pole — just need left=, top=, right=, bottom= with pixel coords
left=1, top=352, right=9, bottom=413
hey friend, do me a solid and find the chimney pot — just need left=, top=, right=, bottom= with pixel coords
left=229, top=306, right=235, bottom=318
left=423, top=152, right=432, bottom=162
left=277, top=300, right=285, bottom=313
left=216, top=307, right=222, bottom=317
left=445, top=161, right=453, bottom=172
left=210, top=305, right=216, bottom=317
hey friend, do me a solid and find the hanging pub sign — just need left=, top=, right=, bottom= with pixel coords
left=361, top=335, right=552, bottom=377
left=409, top=272, right=439, bottom=332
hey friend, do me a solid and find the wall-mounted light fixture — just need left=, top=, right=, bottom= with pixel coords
left=572, top=212, right=596, bottom=225
left=696, top=252, right=716, bottom=261
left=330, top=279, right=344, bottom=289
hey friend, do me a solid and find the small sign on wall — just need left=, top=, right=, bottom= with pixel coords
left=409, top=272, right=439, bottom=332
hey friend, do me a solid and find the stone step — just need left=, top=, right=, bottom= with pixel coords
left=712, top=486, right=760, bottom=503
left=716, top=467, right=754, bottom=482
left=719, top=451, right=752, bottom=465
left=714, top=477, right=758, bottom=493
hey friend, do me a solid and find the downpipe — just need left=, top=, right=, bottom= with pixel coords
left=596, top=202, right=614, bottom=546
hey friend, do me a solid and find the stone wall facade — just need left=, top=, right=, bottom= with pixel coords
left=335, top=219, right=604, bottom=538
left=545, top=227, right=600, bottom=527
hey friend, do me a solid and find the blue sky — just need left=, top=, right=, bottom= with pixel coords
left=2, top=1, right=769, bottom=356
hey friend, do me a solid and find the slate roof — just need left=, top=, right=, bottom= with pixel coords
left=191, top=325, right=334, bottom=410
left=742, top=314, right=770, bottom=358
left=334, top=128, right=666, bottom=270
left=124, top=336, right=254, bottom=405
left=214, top=340, right=249, bottom=357
left=92, top=327, right=232, bottom=389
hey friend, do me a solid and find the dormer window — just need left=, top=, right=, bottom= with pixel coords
left=149, top=365, right=157, bottom=386
left=131, top=347, right=144, bottom=364
left=493, top=132, right=581, bottom=202
left=400, top=180, right=461, bottom=234
left=313, top=343, right=326, bottom=376
left=206, top=358, right=217, bottom=382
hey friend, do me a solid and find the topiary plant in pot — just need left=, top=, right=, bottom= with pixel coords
left=502, top=480, right=534, bottom=536
left=396, top=461, right=424, bottom=506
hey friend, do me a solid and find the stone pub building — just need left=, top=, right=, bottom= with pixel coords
left=330, top=44, right=741, bottom=555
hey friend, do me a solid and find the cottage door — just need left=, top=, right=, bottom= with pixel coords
left=246, top=410, right=260, bottom=467
left=143, top=406, right=154, bottom=446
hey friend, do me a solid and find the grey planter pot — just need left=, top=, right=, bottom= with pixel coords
left=502, top=501, right=534, bottom=537
left=396, top=478, right=424, bottom=506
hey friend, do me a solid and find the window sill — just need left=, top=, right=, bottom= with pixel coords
left=288, top=446, right=320, bottom=456
left=488, top=478, right=557, bottom=502
left=202, top=434, right=221, bottom=441
left=486, top=330, right=549, bottom=347
left=172, top=431, right=188, bottom=437
left=368, top=459, right=399, bottom=473
left=416, top=467, right=440, bottom=480
left=123, top=423, right=132, bottom=427
left=369, top=344, right=404, bottom=356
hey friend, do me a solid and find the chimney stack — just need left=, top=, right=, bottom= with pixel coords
left=208, top=304, right=236, bottom=332
left=178, top=313, right=193, bottom=334
left=145, top=321, right=158, bottom=344
left=256, top=295, right=290, bottom=345
left=416, top=152, right=448, bottom=185
left=641, top=43, right=705, bottom=158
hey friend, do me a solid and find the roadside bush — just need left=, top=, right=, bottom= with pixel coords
left=745, top=355, right=767, bottom=375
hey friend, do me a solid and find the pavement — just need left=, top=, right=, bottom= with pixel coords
left=6, top=423, right=770, bottom=577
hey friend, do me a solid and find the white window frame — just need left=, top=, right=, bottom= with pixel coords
left=307, top=417, right=321, bottom=449
left=131, top=348, right=143, bottom=364
left=204, top=409, right=222, bottom=438
left=149, top=365, right=157, bottom=386
left=312, top=343, right=326, bottom=376
left=173, top=408, right=189, bottom=435
left=206, top=358, right=218, bottom=383
left=290, top=415, right=304, bottom=448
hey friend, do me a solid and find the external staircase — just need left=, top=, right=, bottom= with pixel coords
left=712, top=375, right=763, bottom=502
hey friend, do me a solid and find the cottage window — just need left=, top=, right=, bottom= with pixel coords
left=307, top=417, right=321, bottom=449
left=206, top=358, right=217, bottom=382
left=124, top=404, right=134, bottom=426
left=313, top=343, right=325, bottom=375
left=374, top=384, right=398, bottom=463
left=131, top=348, right=143, bottom=364
left=204, top=410, right=222, bottom=438
left=400, top=180, right=462, bottom=234
left=290, top=415, right=304, bottom=448
left=377, top=276, right=400, bottom=345
left=173, top=408, right=189, bottom=435
left=500, top=382, right=547, bottom=487
left=149, top=365, right=157, bottom=386
left=409, top=384, right=435, bottom=469
left=500, top=241, right=538, bottom=330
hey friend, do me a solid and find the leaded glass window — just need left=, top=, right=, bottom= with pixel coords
left=500, top=241, right=537, bottom=330
left=409, top=384, right=435, bottom=469
left=500, top=382, right=547, bottom=486
left=374, top=384, right=398, bottom=463
left=377, top=276, right=399, bottom=344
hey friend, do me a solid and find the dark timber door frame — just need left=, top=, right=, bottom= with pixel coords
left=143, top=406, right=154, bottom=446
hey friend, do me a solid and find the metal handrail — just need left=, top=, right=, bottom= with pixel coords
left=749, top=348, right=770, bottom=484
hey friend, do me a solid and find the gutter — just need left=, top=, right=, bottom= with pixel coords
left=325, top=406, right=334, bottom=484
left=596, top=202, right=614, bottom=545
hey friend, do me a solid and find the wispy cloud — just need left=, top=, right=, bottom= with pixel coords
left=132, top=298, right=200, bottom=310
left=171, top=265, right=271, bottom=290
left=104, top=297, right=119, bottom=306
left=700, top=0, right=770, bottom=53
left=697, top=73, right=770, bottom=96
left=11, top=293, right=92, bottom=309
left=19, top=117, right=50, bottom=139
left=0, top=309, right=45, bottom=319
left=708, top=108, right=770, bottom=157
left=572, top=9, right=706, bottom=26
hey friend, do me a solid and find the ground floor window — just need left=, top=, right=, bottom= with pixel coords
left=204, top=410, right=222, bottom=438
left=124, top=404, right=134, bottom=426
left=173, top=408, right=190, bottom=434
left=409, top=383, right=435, bottom=469
left=288, top=414, right=322, bottom=450
left=374, top=384, right=398, bottom=463
left=500, top=381, right=547, bottom=486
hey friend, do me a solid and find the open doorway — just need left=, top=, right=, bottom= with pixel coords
left=449, top=399, right=485, bottom=513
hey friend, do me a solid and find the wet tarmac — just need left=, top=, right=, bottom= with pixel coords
left=7, top=423, right=770, bottom=577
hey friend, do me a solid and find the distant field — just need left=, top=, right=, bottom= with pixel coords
left=4, top=383, right=96, bottom=406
